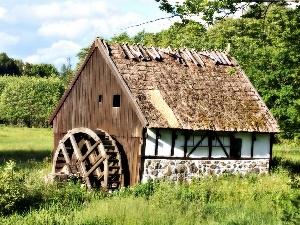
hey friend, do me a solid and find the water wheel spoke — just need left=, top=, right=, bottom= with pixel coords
left=83, top=156, right=106, bottom=179
left=80, top=140, right=100, bottom=162
left=84, top=140, right=102, bottom=177
left=60, top=142, right=71, bottom=164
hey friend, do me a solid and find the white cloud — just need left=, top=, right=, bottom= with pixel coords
left=25, top=40, right=81, bottom=67
left=38, top=19, right=91, bottom=38
left=0, top=6, right=6, bottom=18
left=22, top=1, right=111, bottom=20
left=0, top=32, right=20, bottom=50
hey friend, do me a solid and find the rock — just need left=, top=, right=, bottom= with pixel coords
left=188, top=163, right=198, bottom=173
left=175, top=164, right=186, bottom=173
left=162, top=166, right=172, bottom=176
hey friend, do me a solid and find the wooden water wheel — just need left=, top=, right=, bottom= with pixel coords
left=52, top=127, right=122, bottom=190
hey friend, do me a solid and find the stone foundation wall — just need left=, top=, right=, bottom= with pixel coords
left=142, top=159, right=269, bottom=183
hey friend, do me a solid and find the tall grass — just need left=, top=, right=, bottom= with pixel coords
left=0, top=127, right=299, bottom=224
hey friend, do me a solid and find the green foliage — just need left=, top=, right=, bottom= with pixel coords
left=0, top=161, right=26, bottom=216
left=60, top=57, right=74, bottom=85
left=0, top=76, right=64, bottom=127
left=132, top=179, right=160, bottom=199
left=22, top=63, right=59, bottom=78
left=0, top=53, right=21, bottom=76
left=110, top=32, right=133, bottom=44
left=155, top=20, right=206, bottom=48
left=155, top=0, right=295, bottom=24
left=0, top=53, right=59, bottom=78
left=76, top=46, right=90, bottom=68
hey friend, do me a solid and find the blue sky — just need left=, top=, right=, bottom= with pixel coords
left=0, top=0, right=183, bottom=69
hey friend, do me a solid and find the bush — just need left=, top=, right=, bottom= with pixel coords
left=0, top=161, right=26, bottom=215
left=0, top=76, right=64, bottom=127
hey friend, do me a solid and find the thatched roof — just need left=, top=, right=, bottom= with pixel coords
left=49, top=38, right=279, bottom=133
left=105, top=40, right=279, bottom=133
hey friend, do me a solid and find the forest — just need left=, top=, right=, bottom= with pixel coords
left=0, top=3, right=299, bottom=143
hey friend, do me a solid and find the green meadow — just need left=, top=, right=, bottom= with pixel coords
left=0, top=126, right=299, bottom=225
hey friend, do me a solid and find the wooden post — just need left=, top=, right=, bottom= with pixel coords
left=183, top=131, right=189, bottom=157
left=171, top=130, right=177, bottom=156
left=208, top=131, right=213, bottom=158
left=250, top=133, right=256, bottom=158
left=269, top=133, right=275, bottom=172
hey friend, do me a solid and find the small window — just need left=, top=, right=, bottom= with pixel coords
left=98, top=95, right=102, bottom=103
left=113, top=95, right=121, bottom=107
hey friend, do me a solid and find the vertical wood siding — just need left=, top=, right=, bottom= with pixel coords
left=53, top=47, right=144, bottom=185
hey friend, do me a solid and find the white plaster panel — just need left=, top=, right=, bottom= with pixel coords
left=157, top=129, right=172, bottom=156
left=174, top=132, right=184, bottom=157
left=234, top=133, right=252, bottom=157
left=253, top=133, right=270, bottom=158
left=145, top=128, right=156, bottom=156
left=211, top=147, right=228, bottom=158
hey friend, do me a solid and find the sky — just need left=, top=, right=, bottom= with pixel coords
left=0, top=0, right=184, bottom=70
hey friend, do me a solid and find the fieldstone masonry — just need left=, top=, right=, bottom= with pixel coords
left=142, top=159, right=269, bottom=182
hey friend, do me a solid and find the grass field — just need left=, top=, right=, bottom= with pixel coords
left=0, top=126, right=299, bottom=225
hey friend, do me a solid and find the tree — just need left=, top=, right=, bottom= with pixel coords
left=109, top=20, right=205, bottom=48
left=60, top=57, right=74, bottom=86
left=110, top=32, right=133, bottom=44
left=155, top=0, right=298, bottom=24
left=22, top=63, right=59, bottom=77
left=155, top=20, right=206, bottom=49
left=76, top=46, right=90, bottom=68
left=0, top=53, right=21, bottom=76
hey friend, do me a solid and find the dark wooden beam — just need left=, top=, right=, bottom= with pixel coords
left=230, top=133, right=234, bottom=157
left=269, top=133, right=275, bottom=172
left=208, top=131, right=213, bottom=158
left=214, top=132, right=229, bottom=158
left=171, top=130, right=177, bottom=156
left=250, top=132, right=256, bottom=158
left=187, top=131, right=209, bottom=157
left=183, top=131, right=190, bottom=157
left=155, top=129, right=160, bottom=156
left=142, top=155, right=269, bottom=160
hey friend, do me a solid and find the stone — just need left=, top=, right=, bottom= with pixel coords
left=175, top=164, right=186, bottom=173
left=188, top=163, right=198, bottom=173
left=210, top=165, right=217, bottom=169
left=162, top=166, right=172, bottom=176
left=162, top=160, right=169, bottom=167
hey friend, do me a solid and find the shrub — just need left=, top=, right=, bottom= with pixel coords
left=0, top=76, right=64, bottom=127
left=0, top=161, right=26, bottom=215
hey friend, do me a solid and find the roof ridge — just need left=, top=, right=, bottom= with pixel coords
left=108, top=41, right=235, bottom=66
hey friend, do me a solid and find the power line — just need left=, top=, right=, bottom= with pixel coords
left=118, top=14, right=180, bottom=31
